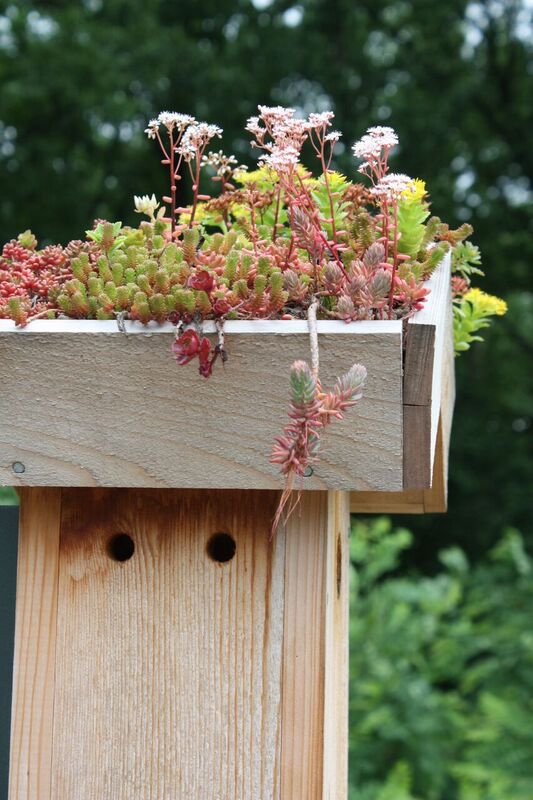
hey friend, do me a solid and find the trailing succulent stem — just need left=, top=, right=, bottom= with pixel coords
left=270, top=358, right=367, bottom=532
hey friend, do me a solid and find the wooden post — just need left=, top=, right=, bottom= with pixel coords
left=9, top=488, right=350, bottom=800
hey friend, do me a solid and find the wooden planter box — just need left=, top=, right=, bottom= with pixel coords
left=0, top=252, right=454, bottom=510
left=2, top=253, right=455, bottom=800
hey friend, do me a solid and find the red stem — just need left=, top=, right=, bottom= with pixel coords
left=272, top=184, right=281, bottom=243
left=169, top=130, right=176, bottom=235
left=189, top=158, right=202, bottom=228
left=319, top=136, right=338, bottom=247
left=388, top=199, right=399, bottom=317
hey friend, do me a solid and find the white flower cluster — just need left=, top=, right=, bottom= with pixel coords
left=370, top=173, right=414, bottom=200
left=246, top=104, right=340, bottom=174
left=352, top=125, right=398, bottom=161
left=262, top=145, right=301, bottom=171
left=245, top=115, right=263, bottom=138
left=308, top=111, right=335, bottom=128
left=144, top=111, right=197, bottom=139
left=325, top=130, right=342, bottom=143
left=257, top=105, right=296, bottom=123
left=177, top=123, right=223, bottom=162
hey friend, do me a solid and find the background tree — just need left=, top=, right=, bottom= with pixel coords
left=1, top=1, right=532, bottom=795
left=1, top=0, right=530, bottom=555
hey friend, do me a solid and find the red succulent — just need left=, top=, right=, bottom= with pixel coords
left=172, top=327, right=215, bottom=377
left=172, top=328, right=204, bottom=364
left=188, top=269, right=215, bottom=293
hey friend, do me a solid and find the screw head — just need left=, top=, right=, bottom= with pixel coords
left=303, top=466, right=314, bottom=478
left=12, top=461, right=25, bottom=474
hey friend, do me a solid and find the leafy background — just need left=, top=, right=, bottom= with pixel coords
left=0, top=1, right=531, bottom=797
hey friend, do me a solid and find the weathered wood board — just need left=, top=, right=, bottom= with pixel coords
left=402, top=249, right=454, bottom=489
left=0, top=319, right=403, bottom=491
left=9, top=487, right=350, bottom=800
left=0, top=254, right=452, bottom=496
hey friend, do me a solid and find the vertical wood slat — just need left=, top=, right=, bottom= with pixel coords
left=281, top=491, right=350, bottom=799
left=9, top=487, right=61, bottom=800
left=323, top=492, right=350, bottom=799
left=403, top=251, right=452, bottom=489
left=10, top=487, right=349, bottom=799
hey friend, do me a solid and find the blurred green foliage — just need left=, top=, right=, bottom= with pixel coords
left=0, top=2, right=531, bottom=794
left=349, top=517, right=533, bottom=800
left=0, top=0, right=530, bottom=554
left=0, top=487, right=18, bottom=505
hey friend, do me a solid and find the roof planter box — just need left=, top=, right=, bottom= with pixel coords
left=0, top=253, right=454, bottom=511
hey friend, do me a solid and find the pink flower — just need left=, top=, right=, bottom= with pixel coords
left=177, top=122, right=223, bottom=161
left=262, top=145, right=300, bottom=171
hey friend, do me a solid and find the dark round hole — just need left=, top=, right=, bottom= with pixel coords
left=107, top=533, right=135, bottom=562
left=206, top=532, right=236, bottom=564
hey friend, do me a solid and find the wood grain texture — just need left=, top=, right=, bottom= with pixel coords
left=350, top=416, right=447, bottom=514
left=0, top=320, right=402, bottom=491
left=9, top=487, right=61, bottom=800
left=51, top=488, right=285, bottom=800
left=281, top=491, right=350, bottom=800
left=403, top=323, right=435, bottom=407
left=10, top=487, right=351, bottom=799
left=438, top=269, right=456, bottom=505
left=403, top=404, right=432, bottom=488
left=322, top=492, right=350, bottom=799
left=421, top=419, right=447, bottom=513
left=403, top=252, right=452, bottom=488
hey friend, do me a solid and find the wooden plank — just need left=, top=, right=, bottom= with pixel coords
left=280, top=492, right=327, bottom=798
left=0, top=320, right=403, bottom=492
left=438, top=269, right=456, bottom=505
left=9, top=487, right=61, bottom=800
left=403, top=252, right=452, bottom=488
left=350, top=487, right=426, bottom=515
left=281, top=491, right=350, bottom=799
left=422, top=420, right=447, bottom=512
left=350, top=416, right=448, bottom=514
left=51, top=488, right=285, bottom=800
left=323, top=492, right=350, bottom=799
left=403, top=323, right=435, bottom=407
left=403, top=404, right=432, bottom=488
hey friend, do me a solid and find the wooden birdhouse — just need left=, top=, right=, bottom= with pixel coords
left=1, top=254, right=454, bottom=799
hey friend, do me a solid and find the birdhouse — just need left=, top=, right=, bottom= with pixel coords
left=1, top=253, right=454, bottom=798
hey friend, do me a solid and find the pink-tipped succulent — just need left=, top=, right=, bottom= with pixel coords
left=270, top=360, right=323, bottom=477
left=270, top=359, right=367, bottom=531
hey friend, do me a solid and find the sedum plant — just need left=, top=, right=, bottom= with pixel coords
left=0, top=106, right=506, bottom=522
left=450, top=242, right=507, bottom=353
